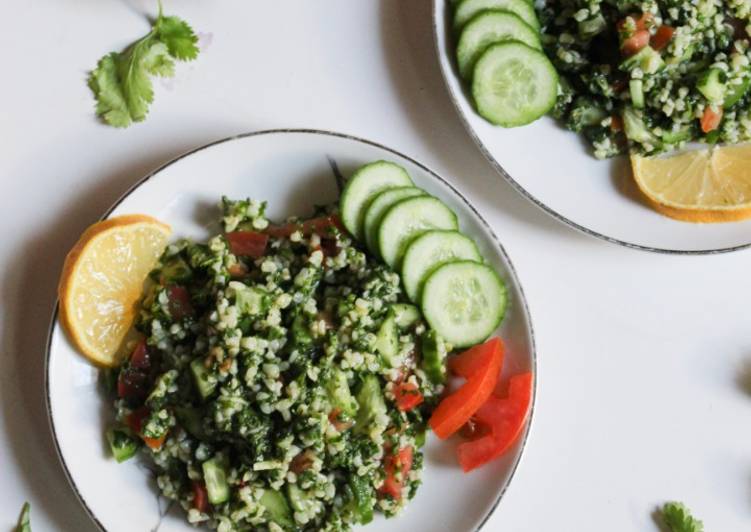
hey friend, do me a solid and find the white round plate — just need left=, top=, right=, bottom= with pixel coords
left=46, top=130, right=536, bottom=532
left=433, top=0, right=751, bottom=254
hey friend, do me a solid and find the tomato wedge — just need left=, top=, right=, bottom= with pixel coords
left=380, top=446, right=413, bottom=500
left=456, top=372, right=533, bottom=472
left=701, top=106, right=723, bottom=133
left=429, top=337, right=504, bottom=439
left=192, top=480, right=210, bottom=513
left=225, top=231, right=269, bottom=258
left=448, top=337, right=505, bottom=379
left=393, top=382, right=424, bottom=412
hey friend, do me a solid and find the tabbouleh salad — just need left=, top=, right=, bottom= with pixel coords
left=106, top=197, right=448, bottom=531
left=541, top=0, right=751, bottom=158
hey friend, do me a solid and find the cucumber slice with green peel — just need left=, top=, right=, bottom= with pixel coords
left=106, top=427, right=139, bottom=463
left=375, top=313, right=399, bottom=367
left=340, top=161, right=413, bottom=241
left=363, top=186, right=425, bottom=255
left=457, top=10, right=542, bottom=79
left=472, top=42, right=558, bottom=127
left=421, top=261, right=507, bottom=348
left=202, top=455, right=230, bottom=505
left=377, top=196, right=459, bottom=269
left=401, top=230, right=482, bottom=303
left=421, top=330, right=448, bottom=384
left=355, top=375, right=387, bottom=434
left=260, top=489, right=294, bottom=528
left=454, top=0, right=540, bottom=32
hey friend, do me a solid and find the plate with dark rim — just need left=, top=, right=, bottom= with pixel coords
left=46, top=129, right=536, bottom=531
left=433, top=0, right=751, bottom=254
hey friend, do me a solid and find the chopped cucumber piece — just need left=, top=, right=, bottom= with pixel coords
left=456, top=10, right=542, bottom=79
left=260, top=489, right=294, bottom=528
left=325, top=368, right=358, bottom=417
left=421, top=330, right=448, bottom=384
left=106, top=427, right=139, bottom=463
left=340, top=161, right=413, bottom=241
left=392, top=303, right=421, bottom=329
left=697, top=67, right=726, bottom=103
left=175, top=406, right=206, bottom=439
left=619, top=45, right=663, bottom=73
left=629, top=79, right=645, bottom=108
left=375, top=312, right=399, bottom=367
left=724, top=77, right=750, bottom=108
left=577, top=13, right=606, bottom=38
left=229, top=281, right=269, bottom=315
left=472, top=42, right=558, bottom=127
left=454, top=0, right=540, bottom=32
left=190, top=358, right=217, bottom=400
left=349, top=475, right=375, bottom=524
left=421, top=261, right=507, bottom=348
left=622, top=107, right=661, bottom=146
left=363, top=186, right=425, bottom=256
left=401, top=230, right=482, bottom=303
left=355, top=375, right=387, bottom=433
left=202, top=455, right=230, bottom=505
left=377, top=196, right=458, bottom=269
left=660, top=125, right=692, bottom=144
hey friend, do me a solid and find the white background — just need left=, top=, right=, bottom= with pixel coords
left=1, top=1, right=749, bottom=530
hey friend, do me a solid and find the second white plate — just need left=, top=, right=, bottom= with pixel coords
left=433, top=0, right=751, bottom=253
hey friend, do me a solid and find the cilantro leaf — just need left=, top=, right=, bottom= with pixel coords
left=661, top=501, right=704, bottom=532
left=88, top=4, right=199, bottom=128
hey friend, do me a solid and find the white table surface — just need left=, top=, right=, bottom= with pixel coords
left=1, top=1, right=749, bottom=530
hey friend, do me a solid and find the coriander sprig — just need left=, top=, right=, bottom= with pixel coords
left=88, top=2, right=199, bottom=128
left=660, top=501, right=704, bottom=532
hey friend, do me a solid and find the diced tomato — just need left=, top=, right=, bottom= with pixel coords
left=701, top=106, right=723, bottom=133
left=429, top=337, right=504, bottom=439
left=129, top=339, right=150, bottom=369
left=117, top=341, right=151, bottom=401
left=192, top=481, right=209, bottom=513
left=621, top=30, right=650, bottom=56
left=319, top=238, right=340, bottom=257
left=393, top=382, right=424, bottom=412
left=380, top=446, right=413, bottom=500
left=265, top=215, right=344, bottom=239
left=651, top=25, right=674, bottom=51
left=448, top=337, right=505, bottom=379
left=456, top=372, right=533, bottom=472
left=226, top=231, right=269, bottom=258
left=168, top=285, right=194, bottom=320
left=127, top=406, right=167, bottom=450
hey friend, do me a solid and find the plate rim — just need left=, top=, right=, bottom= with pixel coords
left=430, top=0, right=751, bottom=255
left=44, top=128, right=538, bottom=532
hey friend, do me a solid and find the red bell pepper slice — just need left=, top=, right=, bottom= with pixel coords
left=380, top=446, right=413, bottom=500
left=429, top=337, right=504, bottom=440
left=393, top=382, right=424, bottom=412
left=226, top=231, right=269, bottom=258
left=456, top=372, right=533, bottom=472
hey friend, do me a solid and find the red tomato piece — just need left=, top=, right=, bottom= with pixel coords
left=448, top=337, right=505, bottom=379
left=117, top=369, right=149, bottom=401
left=226, top=231, right=269, bottom=258
left=701, top=106, right=723, bottom=133
left=616, top=12, right=653, bottom=32
left=192, top=481, right=210, bottom=513
left=621, top=30, right=650, bottom=56
left=380, top=446, right=414, bottom=500
left=393, top=382, right=424, bottom=412
left=651, top=25, right=674, bottom=51
left=265, top=215, right=345, bottom=239
left=456, top=372, right=533, bottom=472
left=429, top=337, right=504, bottom=440
left=129, top=339, right=150, bottom=369
left=168, top=285, right=194, bottom=320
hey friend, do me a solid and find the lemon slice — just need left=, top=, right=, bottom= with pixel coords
left=631, top=144, right=751, bottom=222
left=58, top=215, right=171, bottom=366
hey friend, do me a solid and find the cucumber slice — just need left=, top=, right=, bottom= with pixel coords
left=375, top=313, right=399, bottom=367
left=421, top=261, right=507, bottom=348
left=377, top=196, right=459, bottom=269
left=340, top=161, right=413, bottom=241
left=260, top=489, right=294, bottom=528
left=401, top=230, right=482, bottom=303
left=355, top=375, right=387, bottom=434
left=472, top=42, right=558, bottom=127
left=421, top=330, right=448, bottom=384
left=454, top=0, right=539, bottom=32
left=457, top=10, right=542, bottom=79
left=190, top=358, right=217, bottom=400
left=363, top=186, right=425, bottom=255
left=325, top=368, right=358, bottom=417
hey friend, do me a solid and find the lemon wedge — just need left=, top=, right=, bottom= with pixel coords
left=631, top=143, right=751, bottom=222
left=58, top=215, right=170, bottom=366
